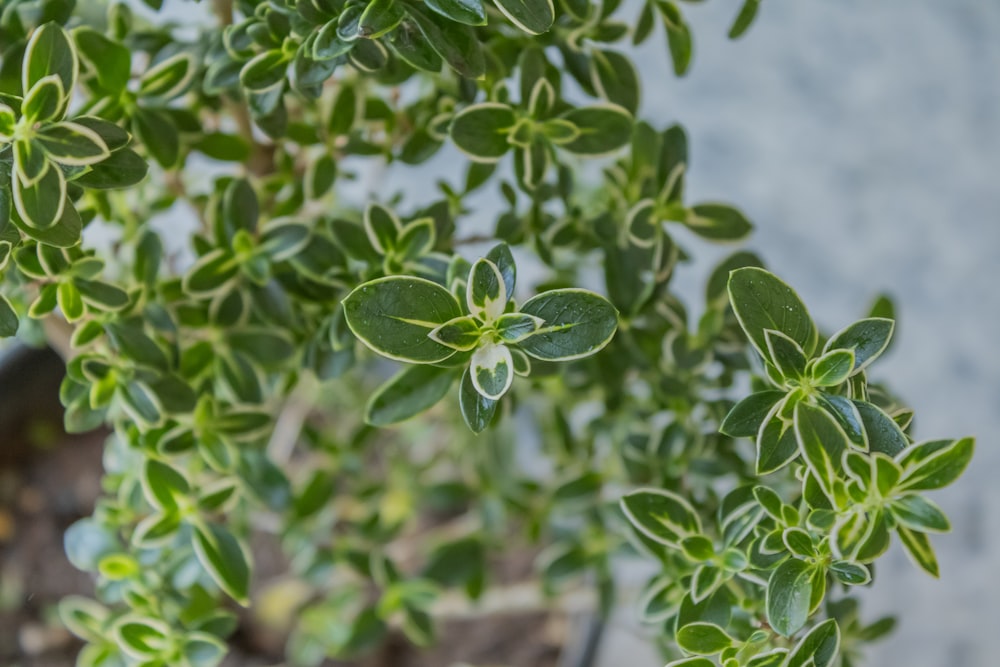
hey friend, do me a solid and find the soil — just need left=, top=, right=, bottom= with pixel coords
left=0, top=347, right=570, bottom=667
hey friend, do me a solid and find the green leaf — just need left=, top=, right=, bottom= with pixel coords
left=518, top=289, right=618, bottom=361
left=823, top=317, right=894, bottom=374
left=73, top=27, right=131, bottom=94
left=364, top=202, right=402, bottom=254
left=720, top=390, right=784, bottom=438
left=896, top=437, right=974, bottom=491
left=141, top=459, right=190, bottom=512
left=765, top=329, right=807, bottom=380
left=366, top=364, right=457, bottom=426
left=495, top=312, right=543, bottom=343
left=75, top=278, right=130, bottom=311
left=889, top=494, right=950, bottom=533
left=228, top=328, right=296, bottom=368
left=428, top=315, right=482, bottom=351
left=406, top=5, right=485, bottom=78
left=557, top=105, right=633, bottom=156
left=359, top=0, right=406, bottom=39
left=184, top=249, right=239, bottom=296
left=491, top=0, right=554, bottom=34
left=785, top=618, right=841, bottom=667
left=729, top=0, right=761, bottom=39
left=728, top=267, right=818, bottom=361
left=240, top=50, right=287, bottom=91
left=467, top=257, right=507, bottom=321
left=192, top=521, right=251, bottom=605
left=470, top=342, right=514, bottom=400
left=57, top=281, right=84, bottom=321
left=23, top=74, right=66, bottom=122
left=854, top=400, right=908, bottom=456
left=450, top=103, right=516, bottom=162
left=74, top=148, right=148, bottom=189
left=794, top=403, right=848, bottom=505
left=343, top=276, right=462, bottom=363
left=620, top=488, right=701, bottom=548
left=459, top=366, right=497, bottom=433
left=133, top=107, right=179, bottom=168
left=113, top=616, right=171, bottom=659
left=13, top=160, right=66, bottom=229
left=766, top=557, right=813, bottom=637
left=139, top=52, right=196, bottom=100
left=684, top=204, right=753, bottom=241
left=590, top=50, right=640, bottom=115
left=829, top=560, right=870, bottom=586
left=660, top=0, right=693, bottom=76
left=424, top=0, right=487, bottom=25
left=809, top=349, right=855, bottom=387
left=23, top=22, right=78, bottom=97
left=36, top=121, right=111, bottom=166
left=675, top=622, right=733, bottom=655
left=897, top=525, right=939, bottom=577
left=0, top=295, right=19, bottom=337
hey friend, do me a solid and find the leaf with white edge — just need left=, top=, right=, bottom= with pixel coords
left=428, top=315, right=481, bottom=351
left=58, top=596, right=109, bottom=643
left=113, top=616, right=171, bottom=659
left=683, top=203, right=753, bottom=241
left=182, top=632, right=227, bottom=667
left=765, top=329, right=807, bottom=380
left=785, top=618, right=841, bottom=667
left=13, top=161, right=66, bottom=229
left=366, top=364, right=458, bottom=426
left=491, top=0, right=554, bottom=34
left=815, top=394, right=867, bottom=451
left=830, top=560, right=871, bottom=585
left=14, top=138, right=49, bottom=184
left=396, top=217, right=436, bottom=261
left=424, top=0, right=487, bottom=25
left=183, top=249, right=239, bottom=296
left=73, top=27, right=131, bottom=95
left=485, top=242, right=516, bottom=300
left=889, top=494, right=951, bottom=533
left=676, top=622, right=733, bottom=656
left=23, top=22, right=78, bottom=98
left=794, top=403, right=848, bottom=506
left=405, top=5, right=485, bottom=78
left=665, top=659, right=716, bottom=667
left=364, top=203, right=402, bottom=254
left=141, top=459, right=190, bottom=512
left=470, top=342, right=513, bottom=400
left=557, top=105, right=633, bottom=156
left=467, top=258, right=507, bottom=321
left=895, top=437, right=974, bottom=492
left=620, top=488, right=701, bottom=548
left=854, top=400, right=908, bottom=456
left=809, top=349, right=854, bottom=387
left=728, top=267, right=818, bottom=360
left=823, top=317, right=894, bottom=374
left=22, top=74, right=65, bottom=122
left=495, top=312, right=543, bottom=343
left=0, top=103, right=15, bottom=139
left=36, top=121, right=111, bottom=166
left=343, top=276, right=462, bottom=363
left=518, top=289, right=618, bottom=361
left=192, top=521, right=251, bottom=605
left=57, top=282, right=84, bottom=321
left=720, top=390, right=784, bottom=438
left=450, top=103, right=516, bottom=162
left=139, top=52, right=197, bottom=100
left=590, top=49, right=640, bottom=115
left=897, top=525, right=939, bottom=577
left=239, top=50, right=287, bottom=91
left=0, top=295, right=18, bottom=337
left=755, top=399, right=798, bottom=475
left=766, top=557, right=813, bottom=637
left=459, top=366, right=497, bottom=433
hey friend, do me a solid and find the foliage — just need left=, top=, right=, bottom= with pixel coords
left=0, top=1, right=972, bottom=666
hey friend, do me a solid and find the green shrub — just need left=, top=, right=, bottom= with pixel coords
left=0, top=1, right=971, bottom=665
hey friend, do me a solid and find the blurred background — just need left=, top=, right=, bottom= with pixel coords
left=2, top=0, right=997, bottom=665
left=598, top=1, right=1000, bottom=665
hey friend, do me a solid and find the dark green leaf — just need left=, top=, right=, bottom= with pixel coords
left=728, top=267, right=818, bottom=360
left=366, top=364, right=457, bottom=426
